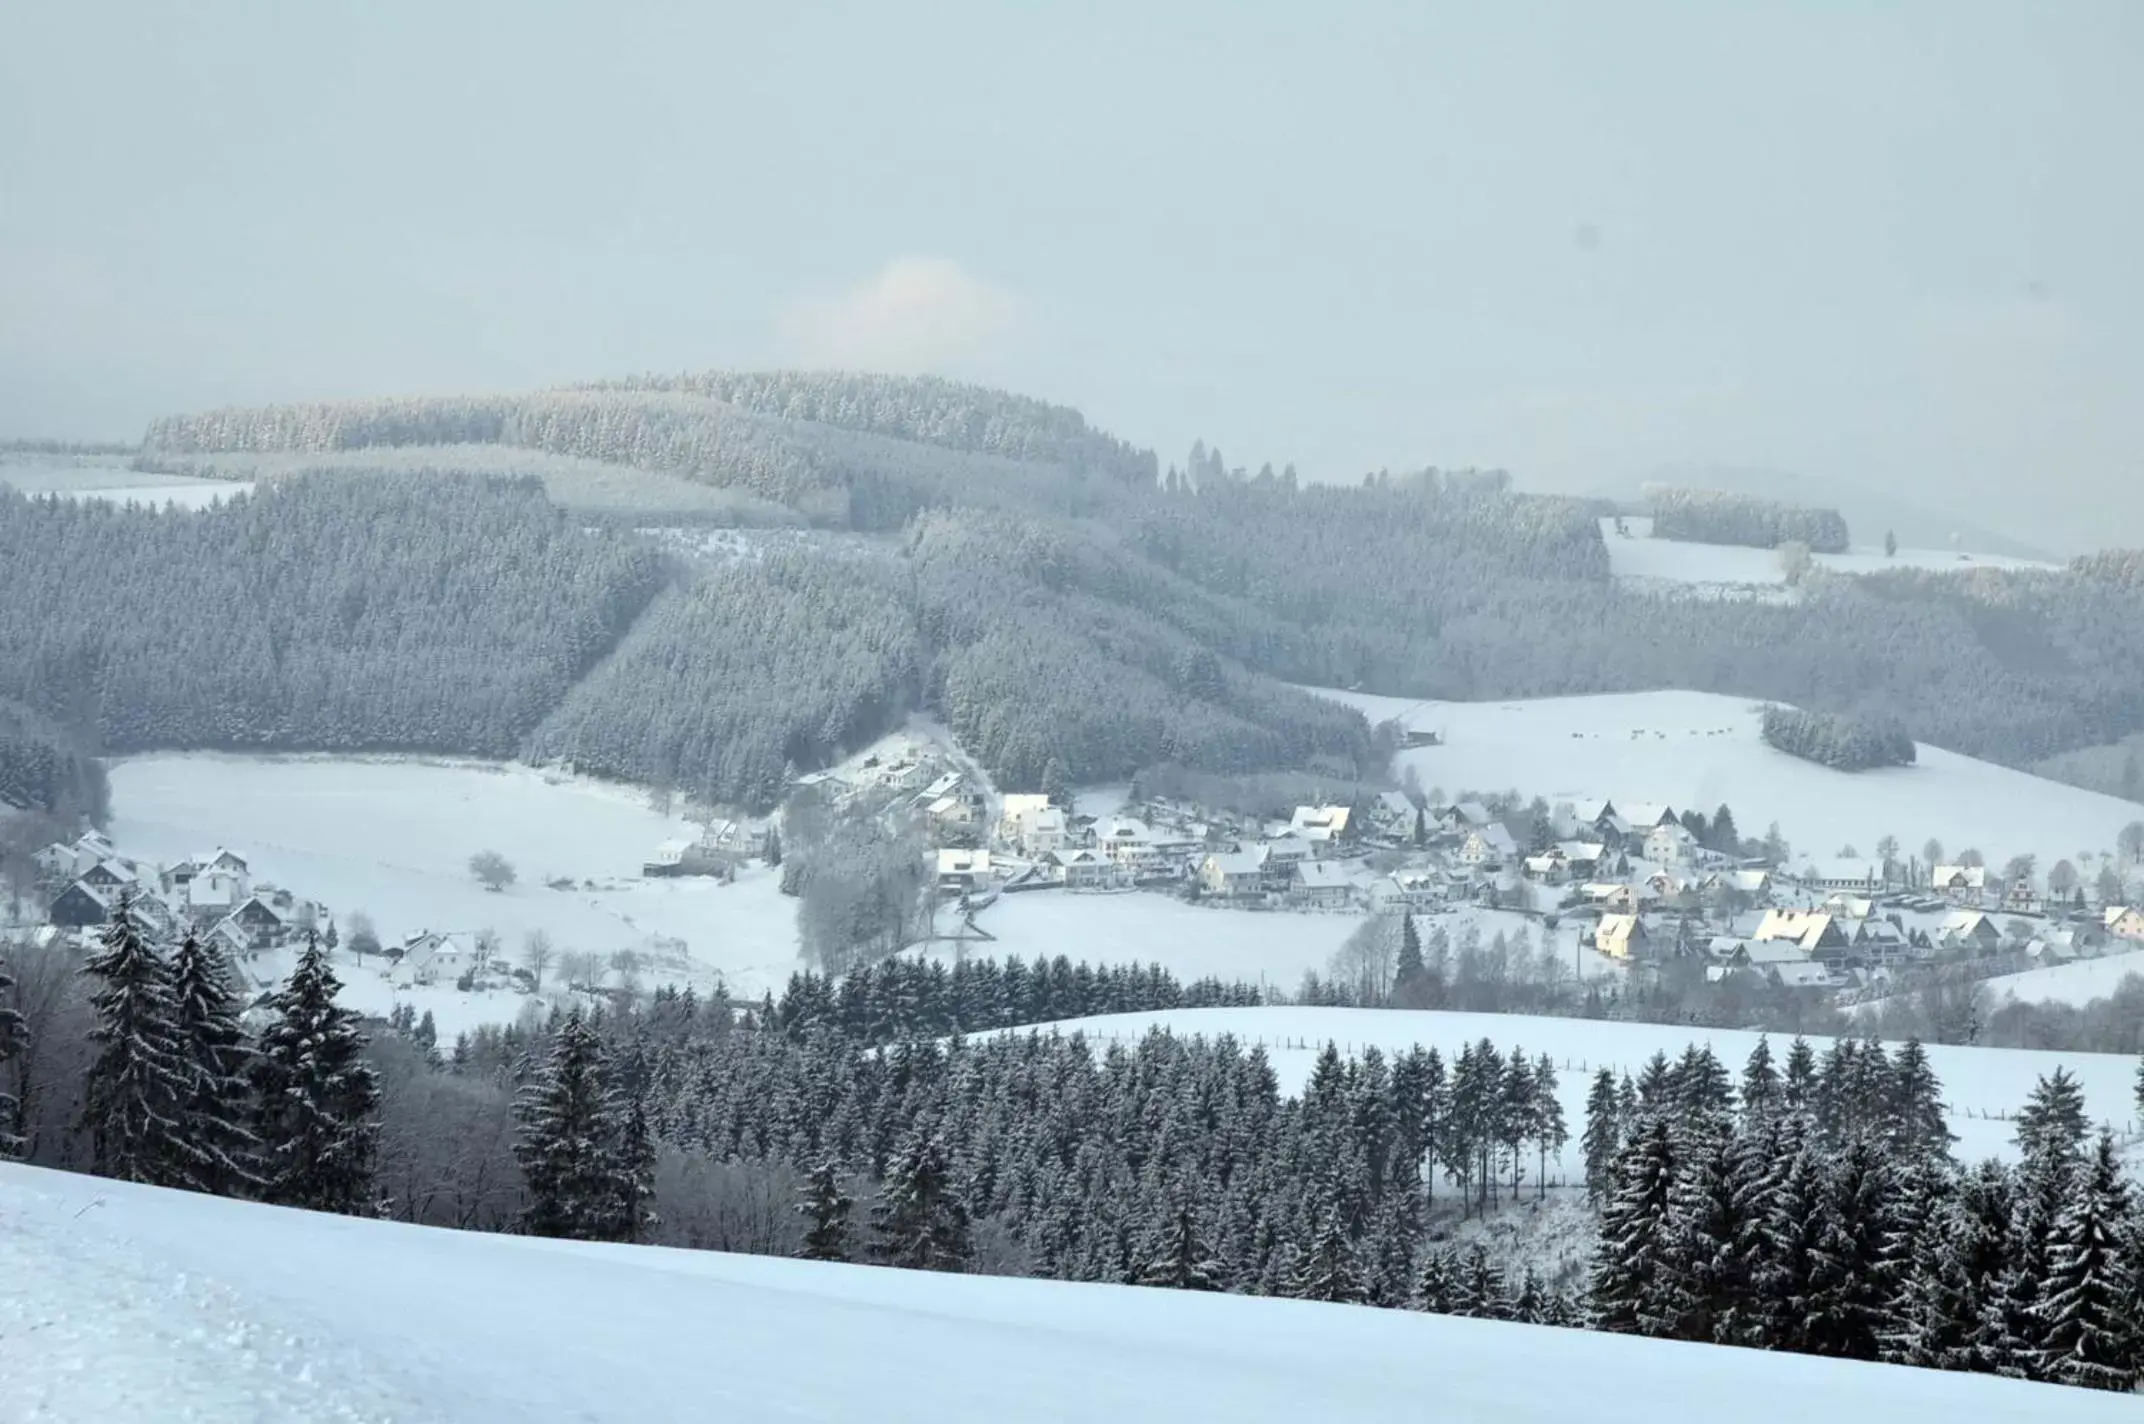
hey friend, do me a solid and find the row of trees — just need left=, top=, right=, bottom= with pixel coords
left=0, top=694, right=107, bottom=821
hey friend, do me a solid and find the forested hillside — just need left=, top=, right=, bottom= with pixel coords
left=0, top=696, right=107, bottom=821
left=0, top=476, right=663, bottom=755
left=105, top=372, right=2144, bottom=788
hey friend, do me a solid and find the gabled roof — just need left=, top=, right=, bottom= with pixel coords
left=1556, top=840, right=1607, bottom=861
left=1468, top=825, right=1519, bottom=855
left=1932, top=864, right=1986, bottom=889
left=936, top=848, right=991, bottom=876
left=1753, top=909, right=1837, bottom=952
left=1295, top=861, right=1362, bottom=890
left=1618, top=802, right=1677, bottom=829
left=1939, top=910, right=1994, bottom=937
left=1772, top=961, right=1834, bottom=988
left=1449, top=801, right=1492, bottom=827
left=1203, top=849, right=1267, bottom=877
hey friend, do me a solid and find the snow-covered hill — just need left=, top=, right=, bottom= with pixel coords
left=2, top=1164, right=2128, bottom=1424
left=1313, top=686, right=2142, bottom=870
left=1013, top=1006, right=2140, bottom=1169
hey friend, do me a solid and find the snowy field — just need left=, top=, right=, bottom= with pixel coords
left=1600, top=516, right=2052, bottom=588
left=1313, top=686, right=2143, bottom=869
left=1, top=1164, right=2124, bottom=1424
left=107, top=755, right=802, bottom=1029
left=1973, top=948, right=2144, bottom=1009
left=0, top=458, right=253, bottom=508
left=1017, top=1006, right=2141, bottom=1170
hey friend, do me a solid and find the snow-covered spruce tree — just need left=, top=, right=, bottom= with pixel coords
left=796, top=1158, right=853, bottom=1261
left=1137, top=1199, right=1225, bottom=1292
left=1591, top=1116, right=1678, bottom=1337
left=515, top=1010, right=629, bottom=1241
left=2038, top=1133, right=2137, bottom=1392
left=870, top=1129, right=972, bottom=1272
left=79, top=896, right=190, bottom=1184
left=167, top=932, right=265, bottom=1197
left=1887, top=1038, right=1953, bottom=1161
left=1882, top=1173, right=1980, bottom=1372
left=251, top=933, right=381, bottom=1214
left=1413, top=1245, right=1456, bottom=1313
left=1755, top=1129, right=1827, bottom=1355
left=1581, top=1067, right=1621, bottom=1203
left=1663, top=1127, right=1766, bottom=1345
left=1290, top=1198, right=1367, bottom=1304
left=1802, top=1135, right=1898, bottom=1361
left=1983, top=1077, right=2089, bottom=1380
left=609, top=1089, right=657, bottom=1244
left=0, top=947, right=25, bottom=1159
left=1780, top=1037, right=1818, bottom=1117
left=1738, top=1037, right=1780, bottom=1128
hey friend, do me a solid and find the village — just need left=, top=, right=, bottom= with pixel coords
left=12, top=731, right=2144, bottom=1016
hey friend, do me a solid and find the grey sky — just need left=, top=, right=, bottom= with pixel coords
left=4, top=1, right=2139, bottom=552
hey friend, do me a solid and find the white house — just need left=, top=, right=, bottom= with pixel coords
left=936, top=848, right=993, bottom=893
left=1373, top=869, right=1449, bottom=911
left=1291, top=860, right=1364, bottom=910
left=1199, top=850, right=1268, bottom=900
left=1459, top=825, right=1518, bottom=870
left=1931, top=865, right=1987, bottom=902
left=390, top=931, right=477, bottom=988
left=1645, top=822, right=1698, bottom=866
left=1289, top=805, right=1353, bottom=845
left=2105, top=906, right=2144, bottom=944
left=1048, top=848, right=1121, bottom=890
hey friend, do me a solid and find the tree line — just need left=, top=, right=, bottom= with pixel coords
left=0, top=694, right=107, bottom=821
left=1644, top=484, right=1852, bottom=553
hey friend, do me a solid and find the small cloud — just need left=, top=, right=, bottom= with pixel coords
left=776, top=256, right=1022, bottom=372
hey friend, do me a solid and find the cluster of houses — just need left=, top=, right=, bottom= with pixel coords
left=33, top=831, right=325, bottom=959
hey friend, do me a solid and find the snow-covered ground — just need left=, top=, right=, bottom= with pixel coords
left=1600, top=516, right=2052, bottom=589
left=1972, top=948, right=2144, bottom=1009
left=107, top=754, right=801, bottom=1026
left=2, top=1163, right=2125, bottom=1424
left=1314, top=686, right=2142, bottom=870
left=1014, top=1006, right=2141, bottom=1170
left=0, top=458, right=253, bottom=508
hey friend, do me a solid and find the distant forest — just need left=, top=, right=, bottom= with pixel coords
left=5, top=370, right=2141, bottom=809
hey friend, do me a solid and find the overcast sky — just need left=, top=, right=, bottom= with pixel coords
left=4, top=2, right=2139, bottom=551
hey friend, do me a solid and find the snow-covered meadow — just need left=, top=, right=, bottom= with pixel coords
left=2, top=1162, right=2126, bottom=1424
left=1972, top=948, right=2144, bottom=1009
left=107, top=754, right=799, bottom=1030
left=0, top=457, right=253, bottom=508
left=1600, top=516, right=2052, bottom=589
left=1015, top=1006, right=2141, bottom=1170
left=1313, top=686, right=2142, bottom=870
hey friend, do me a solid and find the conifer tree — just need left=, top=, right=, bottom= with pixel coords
left=1887, top=1038, right=1951, bottom=1160
left=0, top=949, right=25, bottom=1160
left=167, top=932, right=264, bottom=1197
left=1803, top=1135, right=1897, bottom=1361
left=79, top=897, right=189, bottom=1184
left=1458, top=1245, right=1509, bottom=1320
left=1581, top=1067, right=1621, bottom=1203
left=1738, top=1037, right=1780, bottom=1127
left=1291, top=1193, right=1367, bottom=1304
left=1781, top=1037, right=1818, bottom=1116
left=1665, top=1128, right=1762, bottom=1344
left=251, top=933, right=380, bottom=1214
left=1532, top=1053, right=1567, bottom=1200
left=609, top=1089, right=658, bottom=1244
left=1414, top=1245, right=1456, bottom=1313
left=1138, top=1199, right=1224, bottom=1292
left=2015, top=1068, right=2089, bottom=1162
left=1392, top=914, right=1426, bottom=1007
left=2038, top=1133, right=2137, bottom=1392
left=516, top=1010, right=632, bottom=1241
left=797, top=1158, right=853, bottom=1261
left=871, top=1129, right=971, bottom=1272
left=1758, top=1135, right=1827, bottom=1354
left=1592, top=1117, right=1678, bottom=1336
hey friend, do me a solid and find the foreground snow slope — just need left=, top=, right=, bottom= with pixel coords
left=1, top=1165, right=2126, bottom=1424
left=1019, top=1007, right=2141, bottom=1168
left=1313, top=687, right=2140, bottom=869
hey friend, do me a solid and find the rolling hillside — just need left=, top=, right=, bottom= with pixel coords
left=3, top=1162, right=2129, bottom=1424
left=1316, top=686, right=2144, bottom=869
